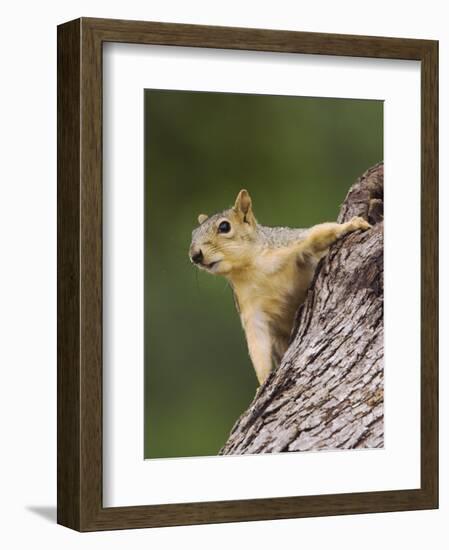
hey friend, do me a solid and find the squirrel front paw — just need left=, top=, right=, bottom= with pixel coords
left=348, top=216, right=372, bottom=232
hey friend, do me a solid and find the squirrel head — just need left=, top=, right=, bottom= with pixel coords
left=189, top=189, right=258, bottom=276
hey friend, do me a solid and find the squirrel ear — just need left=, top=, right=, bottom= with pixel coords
left=198, top=213, right=208, bottom=224
left=234, top=189, right=252, bottom=215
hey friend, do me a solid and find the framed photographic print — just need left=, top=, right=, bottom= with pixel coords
left=57, top=17, right=438, bottom=531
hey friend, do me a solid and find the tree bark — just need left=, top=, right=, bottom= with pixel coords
left=221, top=162, right=384, bottom=454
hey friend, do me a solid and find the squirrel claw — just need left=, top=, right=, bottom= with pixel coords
left=349, top=216, right=372, bottom=231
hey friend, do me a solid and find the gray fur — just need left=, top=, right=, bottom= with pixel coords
left=255, top=224, right=309, bottom=248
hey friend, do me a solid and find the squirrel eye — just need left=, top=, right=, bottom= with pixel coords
left=218, top=221, right=231, bottom=234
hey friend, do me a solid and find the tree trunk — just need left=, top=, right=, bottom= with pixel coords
left=221, top=163, right=384, bottom=455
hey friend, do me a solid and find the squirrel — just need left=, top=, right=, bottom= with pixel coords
left=189, top=189, right=371, bottom=386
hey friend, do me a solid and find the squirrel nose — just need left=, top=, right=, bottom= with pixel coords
left=191, top=250, right=203, bottom=265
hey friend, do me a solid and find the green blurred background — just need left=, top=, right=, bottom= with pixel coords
left=144, top=90, right=383, bottom=459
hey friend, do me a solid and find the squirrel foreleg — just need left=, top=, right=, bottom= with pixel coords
left=302, top=217, right=371, bottom=255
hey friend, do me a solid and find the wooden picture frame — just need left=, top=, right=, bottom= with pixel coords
left=57, top=17, right=438, bottom=531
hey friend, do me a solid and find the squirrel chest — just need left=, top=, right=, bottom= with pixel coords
left=231, top=252, right=317, bottom=357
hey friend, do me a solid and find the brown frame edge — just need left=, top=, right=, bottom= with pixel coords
left=57, top=17, right=438, bottom=531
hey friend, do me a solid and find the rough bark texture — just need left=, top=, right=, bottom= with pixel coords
left=221, top=163, right=384, bottom=455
